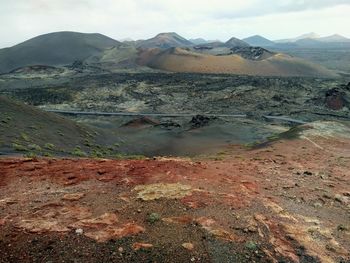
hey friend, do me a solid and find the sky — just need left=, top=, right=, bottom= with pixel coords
left=0, top=0, right=350, bottom=47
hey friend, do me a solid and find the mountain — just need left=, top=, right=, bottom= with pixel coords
left=275, top=33, right=350, bottom=46
left=139, top=47, right=336, bottom=77
left=137, top=32, right=193, bottom=49
left=317, top=34, right=350, bottom=43
left=0, top=31, right=121, bottom=73
left=225, top=37, right=250, bottom=47
left=276, top=32, right=320, bottom=43
left=243, top=35, right=275, bottom=47
left=194, top=37, right=249, bottom=50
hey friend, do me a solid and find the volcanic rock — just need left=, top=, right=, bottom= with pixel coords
left=190, top=115, right=215, bottom=128
left=325, top=88, right=346, bottom=110
left=122, top=117, right=160, bottom=128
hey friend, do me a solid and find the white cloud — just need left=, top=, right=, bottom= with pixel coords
left=0, top=0, right=349, bottom=47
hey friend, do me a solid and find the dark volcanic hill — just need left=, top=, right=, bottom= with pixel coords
left=224, top=37, right=250, bottom=47
left=137, top=32, right=193, bottom=49
left=0, top=31, right=121, bottom=73
left=243, top=35, right=275, bottom=47
left=193, top=37, right=249, bottom=50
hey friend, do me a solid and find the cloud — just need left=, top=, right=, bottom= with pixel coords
left=0, top=0, right=349, bottom=47
left=211, top=0, right=350, bottom=19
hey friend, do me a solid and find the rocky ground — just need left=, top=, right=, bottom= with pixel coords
left=1, top=121, right=349, bottom=263
left=1, top=73, right=349, bottom=122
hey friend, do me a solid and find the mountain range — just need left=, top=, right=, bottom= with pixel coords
left=275, top=33, right=350, bottom=44
left=0, top=31, right=345, bottom=77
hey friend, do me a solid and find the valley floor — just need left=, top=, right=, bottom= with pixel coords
left=1, top=121, right=349, bottom=263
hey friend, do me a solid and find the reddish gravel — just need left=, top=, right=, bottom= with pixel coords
left=0, top=122, right=350, bottom=262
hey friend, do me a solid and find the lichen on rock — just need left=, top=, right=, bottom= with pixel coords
left=134, top=183, right=192, bottom=201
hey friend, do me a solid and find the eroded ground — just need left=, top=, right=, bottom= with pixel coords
left=0, top=121, right=350, bottom=263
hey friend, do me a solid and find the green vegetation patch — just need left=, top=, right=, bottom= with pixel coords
left=71, top=146, right=88, bottom=157
left=27, top=143, right=42, bottom=151
left=12, top=143, right=28, bottom=152
left=147, top=213, right=161, bottom=224
left=44, top=143, right=55, bottom=150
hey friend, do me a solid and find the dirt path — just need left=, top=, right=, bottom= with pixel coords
left=0, top=121, right=349, bottom=263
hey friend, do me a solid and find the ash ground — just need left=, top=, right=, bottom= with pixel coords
left=1, top=72, right=350, bottom=157
left=1, top=72, right=350, bottom=262
left=1, top=72, right=349, bottom=121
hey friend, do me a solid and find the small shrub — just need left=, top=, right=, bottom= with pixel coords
left=147, top=213, right=161, bottom=224
left=42, top=152, right=53, bottom=157
left=44, top=143, right=55, bottom=150
left=24, top=152, right=37, bottom=158
left=12, top=143, right=27, bottom=152
left=90, top=150, right=104, bottom=158
left=114, top=154, right=147, bottom=160
left=84, top=139, right=93, bottom=147
left=20, top=133, right=30, bottom=142
left=71, top=147, right=88, bottom=157
left=27, top=144, right=42, bottom=151
left=245, top=241, right=258, bottom=250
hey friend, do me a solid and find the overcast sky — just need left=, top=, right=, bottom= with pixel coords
left=0, top=0, right=350, bottom=47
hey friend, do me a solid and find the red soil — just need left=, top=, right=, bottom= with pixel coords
left=0, top=123, right=349, bottom=262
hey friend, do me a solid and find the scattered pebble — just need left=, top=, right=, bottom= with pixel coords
left=75, top=228, right=83, bottom=235
left=182, top=242, right=194, bottom=251
left=132, top=242, right=153, bottom=251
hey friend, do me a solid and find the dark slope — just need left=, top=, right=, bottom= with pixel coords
left=225, top=37, right=250, bottom=47
left=0, top=31, right=121, bottom=73
left=0, top=96, right=100, bottom=156
left=194, top=37, right=249, bottom=49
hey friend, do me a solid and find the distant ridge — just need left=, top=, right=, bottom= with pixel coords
left=275, top=32, right=320, bottom=43
left=275, top=33, right=350, bottom=44
left=317, top=34, right=350, bottom=43
left=0, top=31, right=121, bottom=73
left=0, top=30, right=342, bottom=77
left=243, top=35, right=275, bottom=47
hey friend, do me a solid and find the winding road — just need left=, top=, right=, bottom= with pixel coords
left=45, top=109, right=308, bottom=124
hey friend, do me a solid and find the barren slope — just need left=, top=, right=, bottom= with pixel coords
left=0, top=96, right=107, bottom=156
left=0, top=121, right=349, bottom=262
left=142, top=47, right=337, bottom=77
